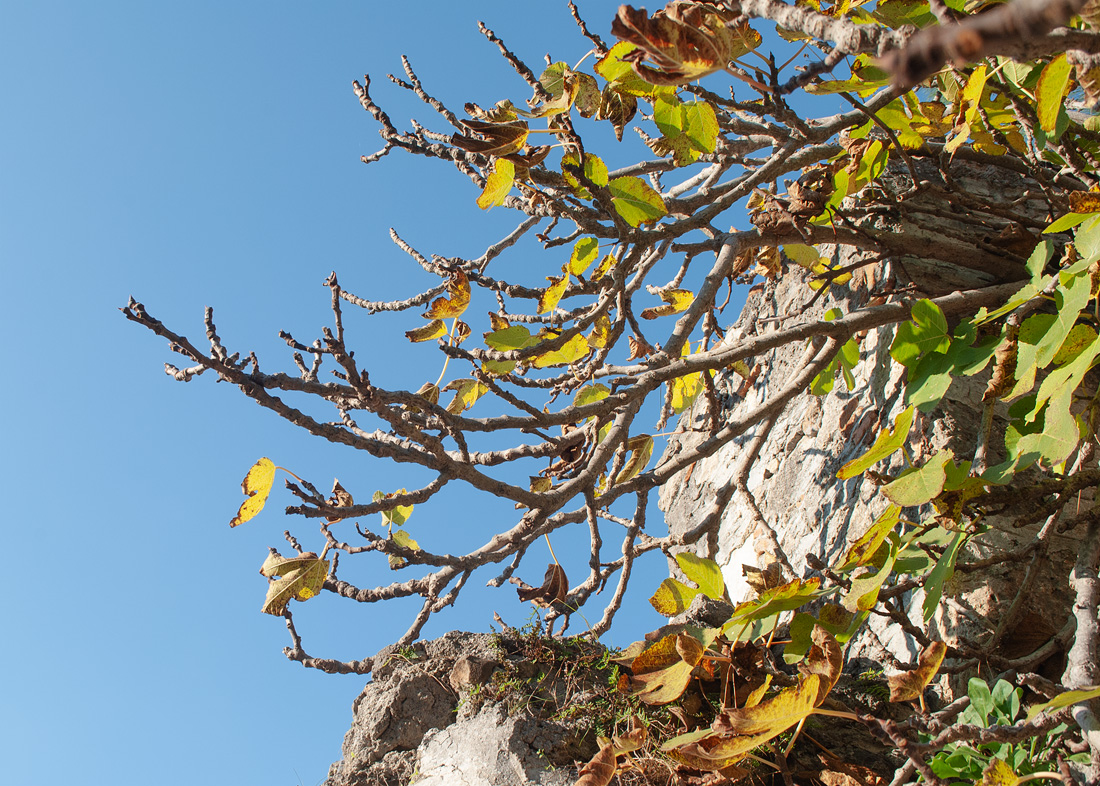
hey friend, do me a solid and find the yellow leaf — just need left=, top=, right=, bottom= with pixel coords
left=531, top=333, right=591, bottom=368
left=259, top=551, right=329, bottom=615
left=944, top=65, right=987, bottom=155
left=591, top=252, right=616, bottom=281
left=405, top=319, right=447, bottom=343
left=1038, top=54, right=1072, bottom=134
left=476, top=158, right=515, bottom=209
left=587, top=314, right=612, bottom=349
left=641, top=288, right=694, bottom=319
left=442, top=378, right=488, bottom=414
left=424, top=270, right=471, bottom=319
left=387, top=528, right=421, bottom=569
left=981, top=758, right=1020, bottom=786
left=231, top=458, right=276, bottom=527
left=613, top=434, right=654, bottom=485
left=569, top=237, right=600, bottom=276
left=538, top=272, right=569, bottom=314
left=1069, top=192, right=1100, bottom=214
left=718, top=674, right=821, bottom=735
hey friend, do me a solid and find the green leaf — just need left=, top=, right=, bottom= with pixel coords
left=835, top=505, right=901, bottom=573
left=1025, top=685, right=1100, bottom=722
left=1075, top=214, right=1100, bottom=262
left=561, top=152, right=609, bottom=199
left=613, top=434, right=654, bottom=485
left=837, top=406, right=915, bottom=479
left=922, top=529, right=965, bottom=621
left=891, top=299, right=950, bottom=367
left=843, top=541, right=898, bottom=612
left=675, top=553, right=725, bottom=600
left=883, top=450, right=954, bottom=507
left=373, top=489, right=415, bottom=526
left=484, top=325, right=535, bottom=352
left=682, top=101, right=718, bottom=153
left=574, top=383, right=610, bottom=409
left=1037, top=54, right=1072, bottom=135
left=1044, top=212, right=1090, bottom=235
left=608, top=176, right=667, bottom=227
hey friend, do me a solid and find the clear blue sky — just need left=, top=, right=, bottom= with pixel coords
left=0, top=2, right=705, bottom=784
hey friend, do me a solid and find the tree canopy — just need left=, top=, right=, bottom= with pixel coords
left=125, top=0, right=1100, bottom=782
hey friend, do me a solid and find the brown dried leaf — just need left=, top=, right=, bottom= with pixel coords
left=326, top=480, right=354, bottom=523
left=798, top=626, right=844, bottom=706
left=515, top=563, right=569, bottom=607
left=888, top=641, right=947, bottom=702
left=572, top=744, right=617, bottom=786
left=742, top=563, right=783, bottom=595
left=450, top=119, right=529, bottom=157
left=611, top=3, right=756, bottom=86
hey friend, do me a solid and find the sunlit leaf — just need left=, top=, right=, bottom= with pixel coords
left=231, top=457, right=276, bottom=527
left=372, top=488, right=415, bottom=526
left=259, top=550, right=329, bottom=615
left=405, top=319, right=447, bottom=343
left=641, top=288, right=693, bottom=318
left=587, top=314, right=612, bottom=349
left=387, top=528, right=421, bottom=569
left=569, top=237, right=600, bottom=276
left=836, top=407, right=915, bottom=479
left=628, top=628, right=717, bottom=704
left=561, top=152, right=609, bottom=199
left=883, top=450, right=954, bottom=507
left=572, top=744, right=617, bottom=786
left=676, top=552, right=725, bottom=600
left=1038, top=54, right=1072, bottom=134
left=484, top=324, right=535, bottom=352
left=649, top=577, right=699, bottom=616
left=613, top=434, right=654, bottom=485
left=424, top=270, right=471, bottom=319
left=476, top=158, right=515, bottom=209
left=450, top=119, right=529, bottom=157
left=539, top=272, right=569, bottom=314
left=835, top=505, right=901, bottom=573
left=888, top=642, right=947, bottom=701
left=608, top=176, right=667, bottom=226
left=575, top=383, right=610, bottom=409
left=442, top=378, right=488, bottom=413
left=532, top=332, right=591, bottom=368
left=1024, top=685, right=1100, bottom=722
left=922, top=530, right=965, bottom=621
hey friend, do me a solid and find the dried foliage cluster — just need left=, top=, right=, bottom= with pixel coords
left=125, top=0, right=1100, bottom=782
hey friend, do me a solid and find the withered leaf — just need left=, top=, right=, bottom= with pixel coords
left=798, top=626, right=844, bottom=706
left=423, top=270, right=471, bottom=319
left=515, top=562, right=569, bottom=607
left=326, top=479, right=354, bottom=522
left=743, top=562, right=783, bottom=595
left=231, top=457, right=276, bottom=528
left=597, top=85, right=637, bottom=141
left=611, top=3, right=756, bottom=86
left=450, top=119, right=529, bottom=157
left=259, top=550, right=329, bottom=615
left=572, top=744, right=617, bottom=786
left=888, top=641, right=947, bottom=702
left=405, top=319, right=447, bottom=343
left=628, top=629, right=716, bottom=705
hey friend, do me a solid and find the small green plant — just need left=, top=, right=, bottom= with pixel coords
left=924, top=678, right=1087, bottom=784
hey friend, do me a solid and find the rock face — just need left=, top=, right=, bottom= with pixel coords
left=658, top=257, right=1079, bottom=680
left=324, top=631, right=598, bottom=786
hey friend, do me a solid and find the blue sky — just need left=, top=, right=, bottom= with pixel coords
left=0, top=2, right=703, bottom=784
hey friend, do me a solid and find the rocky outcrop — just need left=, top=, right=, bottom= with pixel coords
left=324, top=631, right=601, bottom=786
